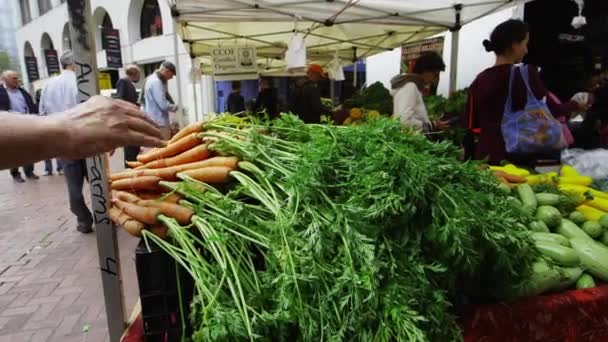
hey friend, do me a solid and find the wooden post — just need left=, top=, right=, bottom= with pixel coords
left=66, top=1, right=125, bottom=341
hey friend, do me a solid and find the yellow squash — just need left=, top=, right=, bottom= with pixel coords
left=577, top=205, right=607, bottom=221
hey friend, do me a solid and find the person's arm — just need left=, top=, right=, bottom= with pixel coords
left=0, top=96, right=163, bottom=170
left=394, top=83, right=425, bottom=130
left=149, top=79, right=171, bottom=112
left=528, top=66, right=580, bottom=118
left=115, top=79, right=127, bottom=100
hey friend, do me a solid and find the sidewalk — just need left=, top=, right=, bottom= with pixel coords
left=0, top=153, right=140, bottom=342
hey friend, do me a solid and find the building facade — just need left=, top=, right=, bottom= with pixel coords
left=14, top=0, right=214, bottom=123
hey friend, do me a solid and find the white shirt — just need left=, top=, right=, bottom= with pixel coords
left=39, top=70, right=79, bottom=115
left=391, top=82, right=432, bottom=132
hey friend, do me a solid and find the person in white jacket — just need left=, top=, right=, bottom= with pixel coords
left=391, top=52, right=448, bottom=133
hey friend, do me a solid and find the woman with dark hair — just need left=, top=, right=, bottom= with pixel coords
left=391, top=52, right=449, bottom=132
left=466, top=19, right=587, bottom=165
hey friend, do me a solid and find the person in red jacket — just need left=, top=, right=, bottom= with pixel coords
left=466, top=19, right=588, bottom=165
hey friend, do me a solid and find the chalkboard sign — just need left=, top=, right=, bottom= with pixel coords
left=102, top=28, right=122, bottom=69
left=44, top=49, right=60, bottom=75
left=24, top=56, right=39, bottom=82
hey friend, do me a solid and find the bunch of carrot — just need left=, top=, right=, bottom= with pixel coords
left=108, top=121, right=240, bottom=238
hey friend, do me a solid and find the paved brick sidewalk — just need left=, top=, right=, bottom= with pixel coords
left=0, top=154, right=140, bottom=342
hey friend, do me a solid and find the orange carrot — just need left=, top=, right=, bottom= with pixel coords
left=179, top=166, right=232, bottom=183
left=126, top=161, right=144, bottom=168
left=111, top=167, right=181, bottom=181
left=111, top=176, right=162, bottom=192
left=137, top=192, right=182, bottom=203
left=113, top=199, right=160, bottom=225
left=113, top=190, right=141, bottom=203
left=138, top=200, right=193, bottom=225
left=109, top=207, right=145, bottom=237
left=140, top=144, right=211, bottom=169
left=168, top=121, right=204, bottom=144
left=137, top=133, right=201, bottom=164
left=148, top=225, right=169, bottom=239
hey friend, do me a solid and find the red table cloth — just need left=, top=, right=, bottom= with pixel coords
left=461, top=285, right=608, bottom=342
left=123, top=286, right=608, bottom=341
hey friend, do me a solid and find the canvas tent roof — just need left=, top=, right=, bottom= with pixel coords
left=171, top=0, right=528, bottom=74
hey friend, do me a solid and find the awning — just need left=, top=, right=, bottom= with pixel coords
left=171, top=0, right=528, bottom=74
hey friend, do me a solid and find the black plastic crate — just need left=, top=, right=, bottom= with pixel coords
left=135, top=238, right=193, bottom=342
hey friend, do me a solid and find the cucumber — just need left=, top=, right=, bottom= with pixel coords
left=530, top=221, right=550, bottom=233
left=582, top=221, right=603, bottom=239
left=519, top=260, right=563, bottom=297
left=532, top=232, right=570, bottom=246
left=570, top=238, right=608, bottom=282
left=556, top=219, right=592, bottom=241
left=569, top=211, right=587, bottom=226
left=536, top=193, right=561, bottom=206
left=535, top=242, right=580, bottom=267
left=536, top=206, right=562, bottom=228
left=517, top=184, right=537, bottom=215
left=601, top=231, right=608, bottom=246
left=576, top=273, right=596, bottom=289
left=554, top=266, right=584, bottom=291
left=498, top=183, right=511, bottom=195
left=600, top=215, right=608, bottom=229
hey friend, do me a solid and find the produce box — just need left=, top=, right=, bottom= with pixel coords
left=461, top=285, right=608, bottom=341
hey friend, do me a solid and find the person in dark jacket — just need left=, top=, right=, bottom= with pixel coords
left=254, top=78, right=278, bottom=118
left=226, top=81, right=246, bottom=113
left=115, top=64, right=141, bottom=166
left=0, top=70, right=39, bottom=182
left=289, top=64, right=329, bottom=123
left=466, top=19, right=587, bottom=165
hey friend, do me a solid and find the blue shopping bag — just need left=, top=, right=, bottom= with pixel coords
left=501, top=65, right=567, bottom=155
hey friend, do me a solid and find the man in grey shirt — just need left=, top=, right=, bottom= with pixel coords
left=142, top=61, right=178, bottom=140
left=0, top=70, right=39, bottom=182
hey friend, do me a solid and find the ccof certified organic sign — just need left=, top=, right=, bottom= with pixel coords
left=211, top=46, right=257, bottom=76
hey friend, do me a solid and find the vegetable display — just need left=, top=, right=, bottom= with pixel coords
left=109, top=114, right=541, bottom=341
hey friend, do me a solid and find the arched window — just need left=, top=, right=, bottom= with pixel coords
left=23, top=41, right=39, bottom=82
left=62, top=23, right=72, bottom=51
left=140, top=0, right=163, bottom=39
left=19, top=0, right=32, bottom=25
left=37, top=0, right=52, bottom=16
left=102, top=13, right=113, bottom=29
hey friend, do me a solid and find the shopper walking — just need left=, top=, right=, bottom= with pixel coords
left=0, top=70, right=39, bottom=182
left=289, top=64, right=329, bottom=123
left=116, top=64, right=142, bottom=166
left=36, top=88, right=63, bottom=176
left=142, top=61, right=178, bottom=140
left=40, top=50, right=94, bottom=234
left=226, top=81, right=246, bottom=113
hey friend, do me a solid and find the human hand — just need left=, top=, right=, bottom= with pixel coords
left=54, top=96, right=164, bottom=159
left=433, top=119, right=450, bottom=131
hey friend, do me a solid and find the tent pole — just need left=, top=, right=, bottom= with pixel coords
left=449, top=29, right=460, bottom=95
left=67, top=1, right=125, bottom=341
left=172, top=17, right=185, bottom=128
left=192, top=59, right=199, bottom=123
left=449, top=4, right=463, bottom=96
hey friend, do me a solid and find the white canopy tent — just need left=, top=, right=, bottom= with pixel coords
left=167, top=0, right=529, bottom=119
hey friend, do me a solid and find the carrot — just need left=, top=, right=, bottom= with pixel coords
left=493, top=170, right=526, bottom=184
left=136, top=192, right=182, bottom=203
left=140, top=144, right=211, bottom=170
left=138, top=200, right=194, bottom=225
left=111, top=167, right=182, bottom=181
left=109, top=207, right=145, bottom=237
left=111, top=176, right=162, bottom=192
left=126, top=161, right=144, bottom=168
left=113, top=191, right=141, bottom=203
left=148, top=225, right=169, bottom=239
left=113, top=199, right=160, bottom=225
left=168, top=121, right=204, bottom=144
left=179, top=166, right=233, bottom=183
left=137, top=133, right=201, bottom=164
